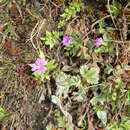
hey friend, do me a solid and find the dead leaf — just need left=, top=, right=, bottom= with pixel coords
left=121, top=70, right=130, bottom=78
left=65, top=24, right=73, bottom=36
left=0, top=95, right=4, bottom=99
left=77, top=46, right=91, bottom=59
left=9, top=3, right=21, bottom=22
left=87, top=116, right=95, bottom=130
left=83, top=38, right=89, bottom=45
left=75, top=19, right=88, bottom=34
left=2, top=127, right=6, bottom=130
left=92, top=54, right=103, bottom=63
left=0, top=23, right=8, bottom=32
left=3, top=41, right=21, bottom=56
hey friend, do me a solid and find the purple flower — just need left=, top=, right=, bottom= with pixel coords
left=62, top=36, right=72, bottom=46
left=31, top=59, right=47, bottom=74
left=95, top=37, right=104, bottom=47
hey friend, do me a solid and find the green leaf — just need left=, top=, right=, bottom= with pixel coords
left=112, top=92, right=117, bottom=101
left=0, top=108, right=6, bottom=120
left=73, top=86, right=87, bottom=102
left=55, top=72, right=71, bottom=97
left=41, top=31, right=62, bottom=49
left=46, top=124, right=53, bottom=130
left=108, top=0, right=122, bottom=18
left=106, top=122, right=119, bottom=130
left=58, top=116, right=67, bottom=127
left=90, top=96, right=106, bottom=105
left=80, top=65, right=99, bottom=84
left=46, top=60, right=57, bottom=71
left=97, top=110, right=107, bottom=125
left=103, top=32, right=109, bottom=41
left=56, top=72, right=71, bottom=87
left=58, top=20, right=66, bottom=28
left=55, top=72, right=81, bottom=97
left=60, top=2, right=83, bottom=20
left=51, top=95, right=61, bottom=106
left=33, top=72, right=50, bottom=81
left=106, top=118, right=130, bottom=130
left=104, top=65, right=113, bottom=74
left=64, top=31, right=82, bottom=56
left=39, top=50, right=45, bottom=59
left=85, top=69, right=99, bottom=84
left=69, top=75, right=81, bottom=86
left=66, top=124, right=74, bottom=130
left=0, top=108, right=11, bottom=121
left=80, top=65, right=88, bottom=76
left=0, top=0, right=8, bottom=3
left=123, top=120, right=130, bottom=129
left=126, top=91, right=130, bottom=105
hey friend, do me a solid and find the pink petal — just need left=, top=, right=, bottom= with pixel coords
left=31, top=64, right=38, bottom=71
left=35, top=67, right=47, bottom=74
left=35, top=59, right=47, bottom=66
left=95, top=38, right=104, bottom=46
left=62, top=36, right=72, bottom=46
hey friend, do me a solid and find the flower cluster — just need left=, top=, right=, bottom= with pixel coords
left=95, top=37, right=104, bottom=46
left=31, top=59, right=47, bottom=74
left=31, top=37, right=104, bottom=74
left=62, top=36, right=72, bottom=46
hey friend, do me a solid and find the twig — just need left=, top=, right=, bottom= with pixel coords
left=83, top=15, right=111, bottom=40
left=104, top=40, right=130, bottom=43
left=91, top=15, right=111, bottom=29
left=29, top=22, right=40, bottom=51
left=107, top=0, right=118, bottom=29
left=50, top=0, right=61, bottom=8
left=69, top=16, right=80, bottom=25
left=29, top=20, right=47, bottom=54
left=10, top=114, right=16, bottom=130
left=13, top=0, right=23, bottom=21
left=85, top=84, right=102, bottom=90
left=0, top=1, right=8, bottom=8
left=59, top=104, right=73, bottom=124
left=42, top=105, right=53, bottom=124
left=78, top=104, right=88, bottom=125
left=124, top=2, right=130, bottom=9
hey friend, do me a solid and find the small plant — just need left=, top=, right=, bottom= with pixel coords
left=64, top=31, right=83, bottom=56
left=41, top=31, right=63, bottom=49
left=62, top=36, right=72, bottom=46
left=0, top=108, right=11, bottom=122
left=0, top=0, right=8, bottom=3
left=31, top=51, right=57, bottom=81
left=72, top=85, right=87, bottom=102
left=80, top=65, right=99, bottom=84
left=94, top=21, right=114, bottom=54
left=96, top=110, right=107, bottom=125
left=32, top=59, right=57, bottom=81
left=56, top=110, right=67, bottom=126
left=58, top=2, right=83, bottom=28
left=46, top=110, right=74, bottom=130
left=55, top=72, right=79, bottom=97
left=106, top=117, right=130, bottom=130
left=58, top=20, right=66, bottom=29
left=94, top=37, right=104, bottom=47
left=126, top=91, right=130, bottom=105
left=107, top=0, right=122, bottom=18
left=61, top=2, right=83, bottom=20
left=31, top=59, right=47, bottom=74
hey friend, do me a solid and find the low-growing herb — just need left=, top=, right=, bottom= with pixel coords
left=41, top=31, right=63, bottom=49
